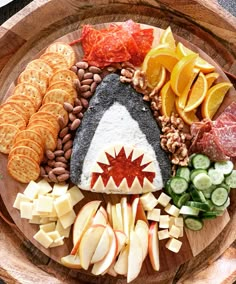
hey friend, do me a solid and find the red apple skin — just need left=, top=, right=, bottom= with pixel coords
left=148, top=222, right=160, bottom=271
left=135, top=199, right=148, bottom=225
left=99, top=206, right=108, bottom=222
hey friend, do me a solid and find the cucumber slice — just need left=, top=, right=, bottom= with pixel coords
left=190, top=169, right=207, bottom=182
left=201, top=185, right=216, bottom=199
left=176, top=167, right=191, bottom=182
left=188, top=153, right=197, bottom=167
left=184, top=217, right=203, bottom=231
left=214, top=197, right=230, bottom=211
left=173, top=192, right=191, bottom=208
left=214, top=161, right=234, bottom=175
left=211, top=187, right=228, bottom=207
left=208, top=168, right=224, bottom=185
left=192, top=154, right=211, bottom=170
left=225, top=170, right=236, bottom=188
left=164, top=179, right=173, bottom=196
left=205, top=200, right=215, bottom=211
left=201, top=211, right=218, bottom=220
left=180, top=205, right=200, bottom=216
left=186, top=201, right=210, bottom=212
left=170, top=177, right=188, bottom=194
left=193, top=173, right=212, bottom=190
left=190, top=188, right=206, bottom=203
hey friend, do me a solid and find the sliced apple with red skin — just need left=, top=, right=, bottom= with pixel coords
left=91, top=225, right=110, bottom=264
left=61, top=254, right=81, bottom=269
left=114, top=230, right=127, bottom=253
left=99, top=206, right=108, bottom=222
left=130, top=197, right=139, bottom=231
left=79, top=224, right=105, bottom=270
left=93, top=209, right=107, bottom=226
left=127, top=230, right=143, bottom=283
left=106, top=202, right=112, bottom=226
left=91, top=225, right=118, bottom=275
left=148, top=222, right=160, bottom=271
left=135, top=220, right=149, bottom=260
left=135, top=199, right=148, bottom=225
left=114, top=244, right=129, bottom=275
left=115, top=203, right=124, bottom=231
left=121, top=197, right=132, bottom=240
left=71, top=200, right=101, bottom=254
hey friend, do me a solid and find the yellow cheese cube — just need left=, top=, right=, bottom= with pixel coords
left=147, top=208, right=161, bottom=222
left=40, top=222, right=56, bottom=232
left=178, top=226, right=184, bottom=238
left=164, top=204, right=180, bottom=217
left=140, top=192, right=158, bottom=211
left=174, top=217, right=184, bottom=227
left=20, top=202, right=33, bottom=219
left=55, top=220, right=71, bottom=238
left=165, top=238, right=182, bottom=253
left=33, top=229, right=53, bottom=248
left=37, top=179, right=52, bottom=195
left=54, top=193, right=72, bottom=217
left=159, top=215, right=170, bottom=229
left=52, top=183, right=69, bottom=196
left=29, top=216, right=41, bottom=224
left=23, top=180, right=40, bottom=200
left=68, top=185, right=84, bottom=206
left=37, top=195, right=53, bottom=213
left=157, top=192, right=171, bottom=207
left=169, top=216, right=175, bottom=227
left=13, top=193, right=31, bottom=210
left=49, top=217, right=58, bottom=222
left=50, top=236, right=64, bottom=248
left=59, top=209, right=76, bottom=229
left=32, top=200, right=49, bottom=217
left=47, top=230, right=61, bottom=240
left=40, top=217, right=50, bottom=224
left=169, top=225, right=181, bottom=238
left=158, top=229, right=169, bottom=240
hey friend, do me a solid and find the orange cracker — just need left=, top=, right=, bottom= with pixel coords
left=47, top=81, right=77, bottom=100
left=13, top=129, right=44, bottom=148
left=0, top=111, right=26, bottom=130
left=7, top=94, right=36, bottom=117
left=0, top=101, right=29, bottom=123
left=13, top=139, right=44, bottom=162
left=9, top=146, right=41, bottom=164
left=38, top=102, right=69, bottom=125
left=0, top=124, right=20, bottom=154
left=43, top=89, right=74, bottom=106
left=40, top=52, right=69, bottom=72
left=49, top=69, right=77, bottom=86
left=27, top=118, right=59, bottom=134
left=26, top=59, right=53, bottom=79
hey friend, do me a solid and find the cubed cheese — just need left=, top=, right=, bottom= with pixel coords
left=49, top=217, right=58, bottom=222
left=68, top=185, right=84, bottom=206
left=37, top=179, right=52, bottom=195
left=32, top=200, right=49, bottom=217
left=59, top=209, right=76, bottom=229
left=40, top=217, right=50, bottom=224
left=37, top=195, right=53, bottom=213
left=23, top=181, right=40, bottom=200
left=174, top=217, right=184, bottom=227
left=20, top=202, right=33, bottom=219
left=165, top=238, right=182, bottom=253
left=47, top=230, right=61, bottom=241
left=33, top=229, right=53, bottom=248
left=164, top=204, right=180, bottom=217
left=48, top=203, right=57, bottom=218
left=29, top=216, right=41, bottom=224
left=55, top=220, right=71, bottom=238
left=169, top=225, right=181, bottom=238
left=50, top=236, right=64, bottom=248
left=147, top=208, right=161, bottom=222
left=54, top=193, right=72, bottom=217
left=178, top=226, right=184, bottom=238
left=169, top=216, right=175, bottom=227
left=158, top=229, right=169, bottom=240
left=157, top=192, right=171, bottom=207
left=159, top=215, right=170, bottom=229
left=140, top=192, right=158, bottom=211
left=52, top=183, right=69, bottom=196
left=13, top=193, right=31, bottom=210
left=40, top=222, right=56, bottom=232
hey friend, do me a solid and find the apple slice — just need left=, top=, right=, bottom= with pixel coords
left=121, top=197, right=132, bottom=240
left=93, top=209, right=107, bottom=226
left=135, top=199, right=148, bottom=225
left=114, top=244, right=129, bottom=275
left=115, top=203, right=123, bottom=231
left=106, top=201, right=112, bottom=225
left=71, top=200, right=101, bottom=254
left=127, top=230, right=143, bottom=283
left=61, top=254, right=81, bottom=269
left=135, top=220, right=149, bottom=260
left=115, top=230, right=127, bottom=253
left=130, top=197, right=139, bottom=231
left=148, top=222, right=160, bottom=271
left=99, top=206, right=108, bottom=222
left=91, top=225, right=117, bottom=275
left=79, top=224, right=105, bottom=270
left=91, top=225, right=110, bottom=264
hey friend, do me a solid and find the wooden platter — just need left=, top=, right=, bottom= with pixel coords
left=0, top=1, right=236, bottom=283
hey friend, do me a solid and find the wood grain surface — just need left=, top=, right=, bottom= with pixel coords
left=0, top=0, right=236, bottom=283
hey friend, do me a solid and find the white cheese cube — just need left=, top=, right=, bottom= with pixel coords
left=20, top=202, right=33, bottom=219
left=39, top=217, right=50, bottom=224
left=49, top=217, right=58, bottom=222
left=68, top=185, right=84, bottom=206
left=157, top=192, right=171, bottom=207
left=174, top=217, right=184, bottom=227
left=32, top=200, right=49, bottom=217
left=40, top=222, right=56, bottom=232
left=147, top=208, right=161, bottom=222
left=48, top=203, right=57, bottom=218
left=177, top=226, right=184, bottom=238
left=158, top=229, right=169, bottom=240
left=164, top=204, right=180, bottom=217
left=159, top=215, right=170, bottom=229
left=169, top=225, right=181, bottom=238
left=140, top=192, right=158, bottom=211
left=165, top=238, right=182, bottom=253
left=33, top=229, right=53, bottom=248
left=54, top=193, right=72, bottom=217
left=52, top=183, right=69, bottom=196
left=29, top=216, right=41, bottom=224
left=59, top=209, right=76, bottom=229
left=23, top=181, right=40, bottom=200
left=47, top=230, right=61, bottom=240
left=37, top=195, right=53, bottom=213
left=169, top=216, right=175, bottom=227
left=55, top=220, right=71, bottom=238
left=50, top=236, right=64, bottom=248
left=37, top=179, right=52, bottom=195
left=13, top=193, right=31, bottom=210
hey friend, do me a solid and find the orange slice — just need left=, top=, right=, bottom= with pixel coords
left=170, top=53, right=198, bottom=96
left=160, top=81, right=176, bottom=116
left=159, top=26, right=176, bottom=50
left=205, top=72, right=219, bottom=89
left=184, top=72, right=208, bottom=112
left=201, top=82, right=232, bottom=119
left=176, top=42, right=215, bottom=73
left=175, top=98, right=199, bottom=125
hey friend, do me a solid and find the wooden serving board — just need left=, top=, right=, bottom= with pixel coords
left=0, top=1, right=236, bottom=283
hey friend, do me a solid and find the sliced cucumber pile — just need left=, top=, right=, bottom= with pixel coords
left=164, top=154, right=235, bottom=231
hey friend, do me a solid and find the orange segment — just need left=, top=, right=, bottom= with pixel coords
left=184, top=72, right=208, bottom=112
left=175, top=98, right=200, bottom=125
left=160, top=81, right=176, bottom=116
left=170, top=53, right=198, bottom=96
left=205, top=72, right=220, bottom=89
left=201, top=82, right=232, bottom=119
left=159, top=26, right=176, bottom=50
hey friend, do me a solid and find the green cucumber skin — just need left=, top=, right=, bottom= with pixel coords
left=192, top=154, right=211, bottom=170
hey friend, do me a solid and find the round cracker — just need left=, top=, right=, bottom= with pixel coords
left=0, top=111, right=26, bottom=130
left=38, top=102, right=69, bottom=125
left=46, top=42, right=76, bottom=68
left=0, top=124, right=20, bottom=154
left=18, top=69, right=48, bottom=94
left=0, top=102, right=29, bottom=123
left=12, top=83, right=42, bottom=110
left=14, top=129, right=44, bottom=148
left=13, top=139, right=44, bottom=161
left=7, top=154, right=40, bottom=183
left=43, top=89, right=74, bottom=106
left=27, top=118, right=59, bottom=134
left=40, top=52, right=69, bottom=72
left=49, top=69, right=77, bottom=86
left=9, top=146, right=41, bottom=164
left=7, top=94, right=36, bottom=118
left=29, top=111, right=59, bottom=128
left=47, top=81, right=77, bottom=100
left=26, top=59, right=53, bottom=79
